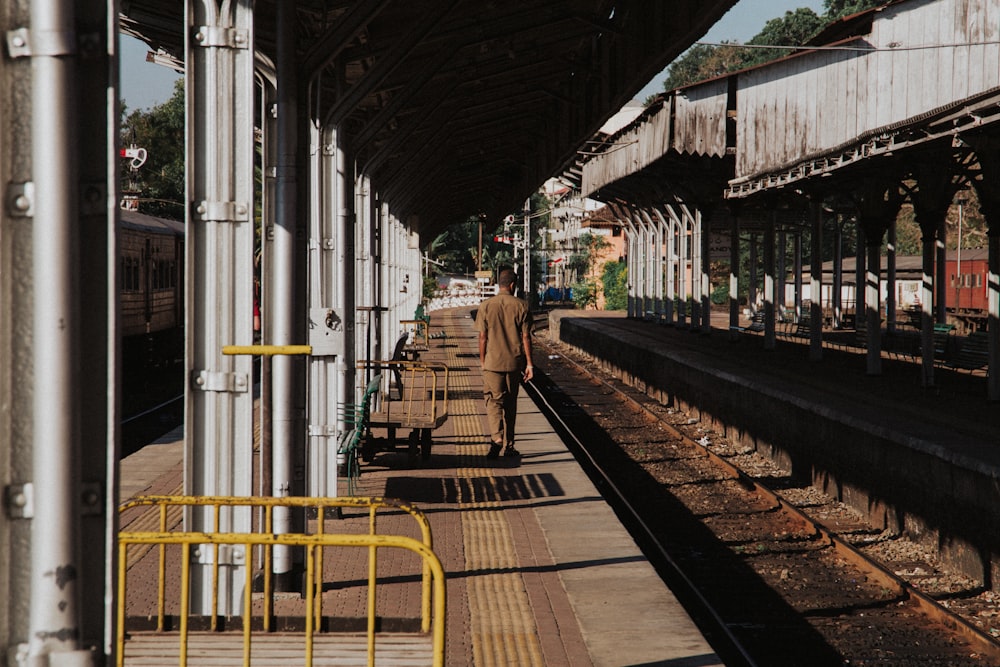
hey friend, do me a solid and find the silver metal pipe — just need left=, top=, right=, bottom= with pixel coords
left=28, top=0, right=87, bottom=658
left=272, top=0, right=298, bottom=576
left=335, top=130, right=356, bottom=416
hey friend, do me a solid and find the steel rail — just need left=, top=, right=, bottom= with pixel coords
left=538, top=344, right=1000, bottom=663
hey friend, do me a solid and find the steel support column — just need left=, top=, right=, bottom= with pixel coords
left=809, top=202, right=823, bottom=361
left=661, top=206, right=677, bottom=325
left=729, top=212, right=741, bottom=340
left=622, top=212, right=639, bottom=318
left=700, top=208, right=712, bottom=334
left=7, top=0, right=114, bottom=663
left=644, top=210, right=663, bottom=320
left=764, top=213, right=776, bottom=349
left=833, top=216, right=844, bottom=329
left=793, top=232, right=804, bottom=322
left=185, top=0, right=256, bottom=612
left=865, top=233, right=883, bottom=375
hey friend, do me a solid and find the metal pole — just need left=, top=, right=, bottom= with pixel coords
left=764, top=212, right=776, bottom=348
left=185, top=0, right=255, bottom=612
left=729, top=212, right=740, bottom=340
left=700, top=208, right=712, bottom=334
left=337, top=131, right=356, bottom=413
left=956, top=199, right=964, bottom=312
left=29, top=0, right=89, bottom=659
left=810, top=203, right=824, bottom=361
left=272, top=0, right=298, bottom=583
left=523, top=199, right=530, bottom=296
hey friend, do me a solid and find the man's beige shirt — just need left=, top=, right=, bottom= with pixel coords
left=476, top=292, right=529, bottom=372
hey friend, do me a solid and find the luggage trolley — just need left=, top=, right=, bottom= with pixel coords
left=357, top=359, right=449, bottom=463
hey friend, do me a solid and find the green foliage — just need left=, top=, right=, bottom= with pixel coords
left=567, top=232, right=611, bottom=279
left=823, top=0, right=884, bottom=20
left=662, top=44, right=723, bottom=91
left=742, top=9, right=826, bottom=68
left=601, top=260, right=628, bottom=310
left=423, top=275, right=438, bottom=300
left=710, top=281, right=729, bottom=305
left=570, top=280, right=598, bottom=310
left=121, top=79, right=185, bottom=219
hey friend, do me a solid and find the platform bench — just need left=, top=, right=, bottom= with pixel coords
left=949, top=330, right=989, bottom=372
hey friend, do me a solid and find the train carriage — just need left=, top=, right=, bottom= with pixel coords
left=119, top=209, right=184, bottom=371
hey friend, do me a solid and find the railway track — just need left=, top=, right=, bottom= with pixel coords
left=121, top=393, right=183, bottom=457
left=527, top=331, right=1000, bottom=666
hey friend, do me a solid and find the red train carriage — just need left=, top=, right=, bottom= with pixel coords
left=947, top=249, right=989, bottom=314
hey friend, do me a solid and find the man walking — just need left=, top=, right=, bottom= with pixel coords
left=476, top=268, right=534, bottom=459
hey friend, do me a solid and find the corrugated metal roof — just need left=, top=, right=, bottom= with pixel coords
left=120, top=0, right=739, bottom=239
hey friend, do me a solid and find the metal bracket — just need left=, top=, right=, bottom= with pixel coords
left=80, top=183, right=106, bottom=216
left=192, top=26, right=249, bottom=50
left=5, top=483, right=33, bottom=519
left=192, top=544, right=245, bottom=566
left=192, top=200, right=250, bottom=223
left=6, top=27, right=77, bottom=58
left=307, top=424, right=339, bottom=437
left=193, top=370, right=250, bottom=393
left=80, top=482, right=103, bottom=517
left=6, top=182, right=34, bottom=217
left=4, top=483, right=101, bottom=519
left=308, top=307, right=344, bottom=356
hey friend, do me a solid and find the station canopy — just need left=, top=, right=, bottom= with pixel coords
left=121, top=0, right=737, bottom=238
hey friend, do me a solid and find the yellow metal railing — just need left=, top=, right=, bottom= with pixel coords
left=117, top=495, right=443, bottom=667
left=221, top=344, right=313, bottom=356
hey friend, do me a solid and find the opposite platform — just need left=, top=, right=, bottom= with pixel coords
left=119, top=305, right=720, bottom=667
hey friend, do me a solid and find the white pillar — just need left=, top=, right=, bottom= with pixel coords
left=185, top=0, right=256, bottom=612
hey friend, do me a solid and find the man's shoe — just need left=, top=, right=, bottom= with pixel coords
left=503, top=445, right=521, bottom=458
left=487, top=443, right=502, bottom=460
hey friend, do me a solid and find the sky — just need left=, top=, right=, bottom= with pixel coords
left=120, top=35, right=182, bottom=111
left=119, top=0, right=827, bottom=110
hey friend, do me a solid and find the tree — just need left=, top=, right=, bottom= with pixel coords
left=121, top=79, right=185, bottom=219
left=742, top=8, right=825, bottom=68
left=661, top=44, right=721, bottom=91
left=567, top=232, right=610, bottom=281
left=601, top=260, right=627, bottom=310
left=823, top=0, right=885, bottom=21
left=570, top=280, right=598, bottom=310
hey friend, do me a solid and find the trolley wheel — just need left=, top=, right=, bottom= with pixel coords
left=361, top=437, right=376, bottom=463
left=407, top=429, right=420, bottom=464
left=420, top=428, right=432, bottom=461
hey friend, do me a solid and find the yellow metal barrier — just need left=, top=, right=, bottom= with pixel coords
left=221, top=344, right=312, bottom=356
left=117, top=496, right=442, bottom=667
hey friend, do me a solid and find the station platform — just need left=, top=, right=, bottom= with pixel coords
left=119, top=306, right=721, bottom=666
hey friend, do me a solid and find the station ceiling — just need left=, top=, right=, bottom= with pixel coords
left=120, top=0, right=738, bottom=239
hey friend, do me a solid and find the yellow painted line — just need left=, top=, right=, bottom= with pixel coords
left=122, top=482, right=185, bottom=565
